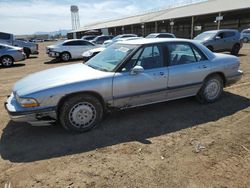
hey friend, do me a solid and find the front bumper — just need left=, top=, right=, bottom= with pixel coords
left=31, top=51, right=39, bottom=55
left=226, top=70, right=243, bottom=86
left=48, top=51, right=60, bottom=58
left=4, top=93, right=57, bottom=126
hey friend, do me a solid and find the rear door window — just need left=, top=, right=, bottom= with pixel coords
left=224, top=32, right=235, bottom=38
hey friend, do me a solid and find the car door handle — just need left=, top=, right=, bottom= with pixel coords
left=199, top=65, right=208, bottom=69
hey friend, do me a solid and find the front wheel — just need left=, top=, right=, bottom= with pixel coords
left=24, top=48, right=31, bottom=58
left=60, top=52, right=71, bottom=62
left=196, top=75, right=223, bottom=104
left=59, top=94, right=103, bottom=132
left=231, top=44, right=240, bottom=56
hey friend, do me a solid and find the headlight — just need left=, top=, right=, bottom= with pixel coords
left=83, top=51, right=93, bottom=57
left=16, top=95, right=39, bottom=108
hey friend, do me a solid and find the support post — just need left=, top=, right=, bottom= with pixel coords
left=217, top=12, right=221, bottom=30
left=155, top=21, right=158, bottom=33
left=191, top=16, right=194, bottom=39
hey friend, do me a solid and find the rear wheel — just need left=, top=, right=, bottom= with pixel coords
left=231, top=44, right=240, bottom=56
left=243, top=37, right=249, bottom=43
left=196, top=75, right=223, bottom=104
left=207, top=46, right=214, bottom=52
left=59, top=94, right=103, bottom=132
left=60, top=52, right=71, bottom=62
left=1, top=56, right=14, bottom=67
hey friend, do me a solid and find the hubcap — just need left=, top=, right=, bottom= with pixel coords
left=69, top=102, right=96, bottom=128
left=2, top=57, right=12, bottom=66
left=204, top=79, right=221, bottom=100
left=62, top=53, right=70, bottom=61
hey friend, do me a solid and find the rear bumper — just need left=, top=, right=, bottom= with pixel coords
left=4, top=93, right=56, bottom=126
left=15, top=53, right=26, bottom=62
left=226, top=70, right=243, bottom=86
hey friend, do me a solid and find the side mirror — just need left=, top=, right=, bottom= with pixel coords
left=130, top=66, right=144, bottom=75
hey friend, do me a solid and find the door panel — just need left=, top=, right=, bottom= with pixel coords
left=168, top=61, right=210, bottom=99
left=166, top=42, right=211, bottom=99
left=113, top=67, right=168, bottom=108
left=112, top=44, right=168, bottom=108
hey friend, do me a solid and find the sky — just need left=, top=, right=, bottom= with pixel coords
left=0, top=0, right=198, bottom=35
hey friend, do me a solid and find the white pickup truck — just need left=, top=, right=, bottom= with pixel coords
left=0, top=32, right=39, bottom=58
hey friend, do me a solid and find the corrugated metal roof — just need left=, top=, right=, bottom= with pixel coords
left=70, top=0, right=250, bottom=33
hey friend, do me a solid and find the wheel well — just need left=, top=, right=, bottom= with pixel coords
left=206, top=45, right=213, bottom=51
left=57, top=91, right=106, bottom=114
left=234, top=43, right=240, bottom=47
left=205, top=72, right=226, bottom=86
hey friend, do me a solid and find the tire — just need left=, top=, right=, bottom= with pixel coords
left=59, top=94, right=103, bottom=132
left=207, top=46, right=214, bottom=52
left=60, top=52, right=71, bottom=62
left=231, top=44, right=240, bottom=56
left=243, top=37, right=249, bottom=43
left=24, top=48, right=31, bottom=58
left=1, top=56, right=14, bottom=67
left=196, top=75, right=223, bottom=104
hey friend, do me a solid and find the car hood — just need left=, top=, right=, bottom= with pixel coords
left=47, top=44, right=59, bottom=49
left=13, top=63, right=112, bottom=96
left=82, top=47, right=105, bottom=57
left=193, top=39, right=207, bottom=44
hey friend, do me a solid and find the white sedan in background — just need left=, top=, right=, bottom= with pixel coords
left=46, top=39, right=96, bottom=62
left=82, top=37, right=143, bottom=61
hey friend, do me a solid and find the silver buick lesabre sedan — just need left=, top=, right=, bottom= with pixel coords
left=5, top=38, right=243, bottom=132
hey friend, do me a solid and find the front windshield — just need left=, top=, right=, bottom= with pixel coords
left=194, top=32, right=216, bottom=41
left=86, top=43, right=138, bottom=72
left=146, top=34, right=157, bottom=38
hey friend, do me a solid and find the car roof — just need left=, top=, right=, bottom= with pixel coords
left=117, top=38, right=193, bottom=45
left=204, top=29, right=239, bottom=33
left=149, top=33, right=174, bottom=35
left=63, top=39, right=89, bottom=42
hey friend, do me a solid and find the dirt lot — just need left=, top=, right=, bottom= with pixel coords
left=0, top=42, right=249, bottom=188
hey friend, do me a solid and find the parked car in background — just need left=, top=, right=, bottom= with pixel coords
left=104, top=34, right=138, bottom=45
left=0, top=32, right=39, bottom=58
left=146, top=33, right=176, bottom=38
left=81, top=35, right=98, bottom=41
left=46, top=39, right=96, bottom=62
left=193, top=29, right=243, bottom=56
left=90, top=35, right=114, bottom=44
left=5, top=38, right=242, bottom=132
left=82, top=37, right=143, bottom=61
left=241, top=29, right=250, bottom=43
left=0, top=43, right=26, bottom=67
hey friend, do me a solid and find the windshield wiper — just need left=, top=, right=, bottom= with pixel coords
left=86, top=64, right=109, bottom=72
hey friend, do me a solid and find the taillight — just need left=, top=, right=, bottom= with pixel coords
left=36, top=44, right=39, bottom=50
